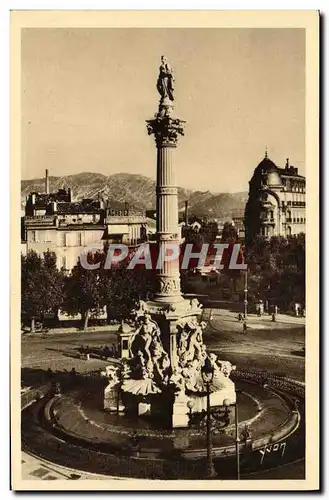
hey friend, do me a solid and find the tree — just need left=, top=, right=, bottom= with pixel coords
left=221, top=221, right=238, bottom=243
left=244, top=234, right=305, bottom=311
left=62, top=252, right=106, bottom=330
left=21, top=250, right=64, bottom=332
left=62, top=246, right=158, bottom=328
left=102, top=260, right=156, bottom=320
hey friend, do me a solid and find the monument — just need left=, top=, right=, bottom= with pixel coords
left=103, top=56, right=236, bottom=427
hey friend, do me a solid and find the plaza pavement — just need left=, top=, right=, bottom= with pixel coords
left=21, top=452, right=130, bottom=481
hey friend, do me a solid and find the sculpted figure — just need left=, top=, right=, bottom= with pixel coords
left=121, top=361, right=132, bottom=380
left=157, top=55, right=175, bottom=101
left=101, top=365, right=120, bottom=389
left=129, top=312, right=168, bottom=381
left=177, top=320, right=207, bottom=371
left=170, top=367, right=185, bottom=394
left=130, top=313, right=156, bottom=375
left=190, top=298, right=200, bottom=310
left=133, top=300, right=147, bottom=318
left=187, top=323, right=204, bottom=361
left=182, top=359, right=203, bottom=392
left=153, top=348, right=171, bottom=384
left=217, top=359, right=235, bottom=378
left=200, top=344, right=208, bottom=363
left=177, top=324, right=190, bottom=365
left=137, top=350, right=150, bottom=380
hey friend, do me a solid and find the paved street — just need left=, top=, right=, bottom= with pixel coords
left=21, top=452, right=130, bottom=481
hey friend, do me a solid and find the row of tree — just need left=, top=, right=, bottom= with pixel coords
left=201, top=230, right=305, bottom=311
left=21, top=231, right=305, bottom=331
left=243, top=233, right=305, bottom=310
left=21, top=249, right=156, bottom=332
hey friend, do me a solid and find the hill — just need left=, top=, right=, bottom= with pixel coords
left=21, top=172, right=247, bottom=219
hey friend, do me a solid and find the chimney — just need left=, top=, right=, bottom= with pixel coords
left=45, top=169, right=50, bottom=194
left=185, top=200, right=189, bottom=226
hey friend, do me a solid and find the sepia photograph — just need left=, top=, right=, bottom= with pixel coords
left=10, top=10, right=319, bottom=491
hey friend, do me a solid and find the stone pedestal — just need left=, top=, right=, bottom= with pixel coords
left=117, top=322, right=133, bottom=359
left=104, top=385, right=124, bottom=412
left=172, top=391, right=189, bottom=428
left=138, top=402, right=151, bottom=416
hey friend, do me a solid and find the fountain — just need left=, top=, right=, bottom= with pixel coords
left=102, top=56, right=236, bottom=428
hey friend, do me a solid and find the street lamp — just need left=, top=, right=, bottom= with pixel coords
left=187, top=399, right=194, bottom=417
left=201, top=356, right=217, bottom=479
left=227, top=389, right=243, bottom=480
left=244, top=269, right=248, bottom=318
left=234, top=394, right=241, bottom=480
left=188, top=383, right=246, bottom=480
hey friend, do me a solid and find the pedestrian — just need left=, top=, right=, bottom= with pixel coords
left=272, top=312, right=276, bottom=322
left=243, top=321, right=247, bottom=334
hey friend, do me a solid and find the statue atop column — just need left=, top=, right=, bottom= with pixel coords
left=147, top=56, right=184, bottom=144
left=157, top=55, right=175, bottom=102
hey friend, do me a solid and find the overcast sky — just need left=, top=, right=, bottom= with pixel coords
left=21, top=28, right=305, bottom=192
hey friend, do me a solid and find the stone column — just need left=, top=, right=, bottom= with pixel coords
left=147, top=101, right=186, bottom=304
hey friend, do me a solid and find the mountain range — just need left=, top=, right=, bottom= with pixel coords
left=21, top=172, right=247, bottom=219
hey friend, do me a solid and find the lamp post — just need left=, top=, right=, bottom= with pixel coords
left=201, top=357, right=217, bottom=479
left=230, top=389, right=243, bottom=480
left=234, top=395, right=240, bottom=480
left=188, top=384, right=244, bottom=480
left=244, top=269, right=248, bottom=319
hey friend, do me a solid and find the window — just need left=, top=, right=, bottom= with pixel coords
left=59, top=232, right=66, bottom=247
left=30, top=230, right=39, bottom=242
left=122, top=340, right=129, bottom=350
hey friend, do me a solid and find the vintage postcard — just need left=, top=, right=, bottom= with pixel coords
left=11, top=10, right=319, bottom=491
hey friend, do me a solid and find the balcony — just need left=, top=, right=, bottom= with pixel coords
left=105, top=215, right=147, bottom=224
left=260, top=217, right=275, bottom=225
left=24, top=216, right=55, bottom=226
left=292, top=201, right=306, bottom=207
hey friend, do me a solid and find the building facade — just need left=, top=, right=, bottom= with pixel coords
left=244, top=154, right=306, bottom=242
left=22, top=175, right=148, bottom=270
